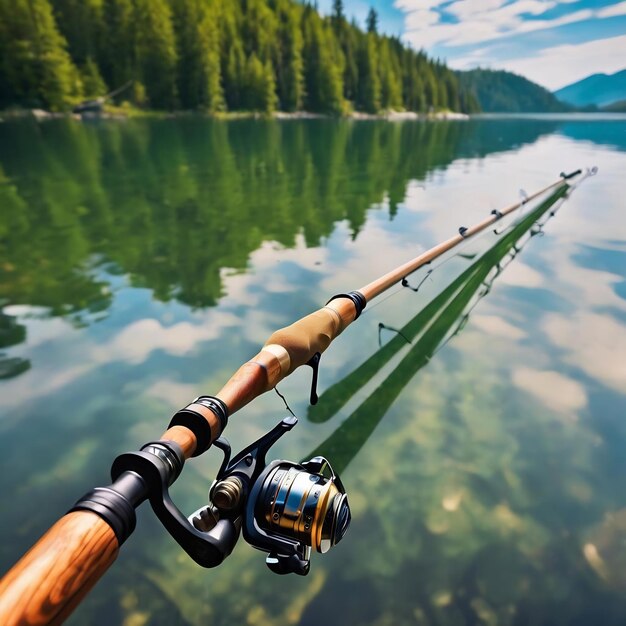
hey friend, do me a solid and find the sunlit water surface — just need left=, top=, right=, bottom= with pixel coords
left=1, top=116, right=625, bottom=625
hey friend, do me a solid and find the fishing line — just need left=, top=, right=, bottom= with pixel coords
left=359, top=284, right=404, bottom=314
left=274, top=385, right=298, bottom=418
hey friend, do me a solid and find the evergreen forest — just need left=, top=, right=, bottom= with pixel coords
left=457, top=69, right=569, bottom=113
left=0, top=0, right=480, bottom=114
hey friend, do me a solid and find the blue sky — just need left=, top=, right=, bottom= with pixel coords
left=317, top=0, right=626, bottom=90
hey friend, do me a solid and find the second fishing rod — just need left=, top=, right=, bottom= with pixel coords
left=0, top=169, right=588, bottom=626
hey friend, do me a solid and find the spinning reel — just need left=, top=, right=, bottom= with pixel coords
left=192, top=415, right=350, bottom=574
left=112, top=416, right=350, bottom=575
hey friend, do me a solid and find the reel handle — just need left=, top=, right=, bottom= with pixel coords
left=111, top=443, right=241, bottom=568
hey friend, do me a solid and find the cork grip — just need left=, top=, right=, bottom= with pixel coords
left=264, top=307, right=343, bottom=373
left=215, top=297, right=358, bottom=415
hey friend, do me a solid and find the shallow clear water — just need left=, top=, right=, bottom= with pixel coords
left=1, top=116, right=625, bottom=625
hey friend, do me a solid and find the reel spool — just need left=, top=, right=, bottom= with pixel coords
left=258, top=460, right=350, bottom=554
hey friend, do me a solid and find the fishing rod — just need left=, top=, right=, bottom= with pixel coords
left=0, top=169, right=587, bottom=625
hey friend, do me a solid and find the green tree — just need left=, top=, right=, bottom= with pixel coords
left=241, top=0, right=278, bottom=64
left=423, top=66, right=438, bottom=110
left=366, top=7, right=378, bottom=34
left=0, top=0, right=82, bottom=110
left=262, top=59, right=278, bottom=113
left=302, top=8, right=344, bottom=114
left=100, top=0, right=135, bottom=95
left=0, top=0, right=477, bottom=114
left=80, top=57, right=107, bottom=97
left=134, top=0, right=177, bottom=109
left=219, top=2, right=246, bottom=111
left=171, top=0, right=223, bottom=111
left=332, top=0, right=344, bottom=25
left=437, top=76, right=448, bottom=109
left=49, top=0, right=103, bottom=65
left=445, top=71, right=461, bottom=112
left=357, top=33, right=380, bottom=112
left=274, top=0, right=303, bottom=111
left=407, top=69, right=425, bottom=112
left=331, top=7, right=359, bottom=104
left=242, top=53, right=276, bottom=112
left=378, top=38, right=402, bottom=110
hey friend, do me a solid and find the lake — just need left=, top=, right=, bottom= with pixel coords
left=1, top=115, right=625, bottom=625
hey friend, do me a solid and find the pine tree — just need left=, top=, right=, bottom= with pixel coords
left=171, top=0, right=223, bottom=111
left=366, top=7, right=378, bottom=34
left=263, top=59, right=278, bottom=113
left=134, top=0, right=178, bottom=109
left=437, top=78, right=448, bottom=110
left=274, top=0, right=303, bottom=111
left=219, top=2, right=245, bottom=111
left=80, top=57, right=107, bottom=97
left=241, top=0, right=278, bottom=65
left=224, top=44, right=245, bottom=110
left=302, top=8, right=344, bottom=114
left=357, top=33, right=380, bottom=112
left=378, top=38, right=401, bottom=110
left=0, top=0, right=475, bottom=114
left=0, top=0, right=82, bottom=110
left=49, top=0, right=103, bottom=66
left=445, top=72, right=461, bottom=111
left=423, top=67, right=438, bottom=111
left=242, top=53, right=276, bottom=112
left=332, top=0, right=344, bottom=24
left=100, top=0, right=135, bottom=94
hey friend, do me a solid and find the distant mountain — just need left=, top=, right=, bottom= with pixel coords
left=554, top=70, right=626, bottom=107
left=457, top=68, right=569, bottom=113
left=602, top=99, right=626, bottom=112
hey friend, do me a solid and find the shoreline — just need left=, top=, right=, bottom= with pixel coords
left=0, top=107, right=470, bottom=123
left=2, top=109, right=623, bottom=125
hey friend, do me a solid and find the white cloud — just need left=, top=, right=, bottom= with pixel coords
left=471, top=314, right=526, bottom=339
left=497, top=261, right=544, bottom=288
left=398, top=0, right=601, bottom=49
left=396, top=0, right=626, bottom=89
left=446, top=0, right=508, bottom=20
left=543, top=312, right=626, bottom=392
left=93, top=316, right=240, bottom=365
left=145, top=379, right=200, bottom=406
left=597, top=1, right=626, bottom=18
left=512, top=367, right=587, bottom=415
left=499, top=33, right=626, bottom=89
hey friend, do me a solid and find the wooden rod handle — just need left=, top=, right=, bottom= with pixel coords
left=0, top=511, right=119, bottom=626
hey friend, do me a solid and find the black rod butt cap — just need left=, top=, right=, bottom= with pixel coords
left=69, top=486, right=137, bottom=545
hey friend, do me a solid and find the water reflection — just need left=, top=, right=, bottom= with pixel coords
left=0, top=118, right=557, bottom=324
left=0, top=116, right=576, bottom=393
left=1, top=117, right=626, bottom=626
left=0, top=311, right=30, bottom=379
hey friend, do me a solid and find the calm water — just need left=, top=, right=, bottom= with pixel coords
left=1, top=116, right=626, bottom=625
